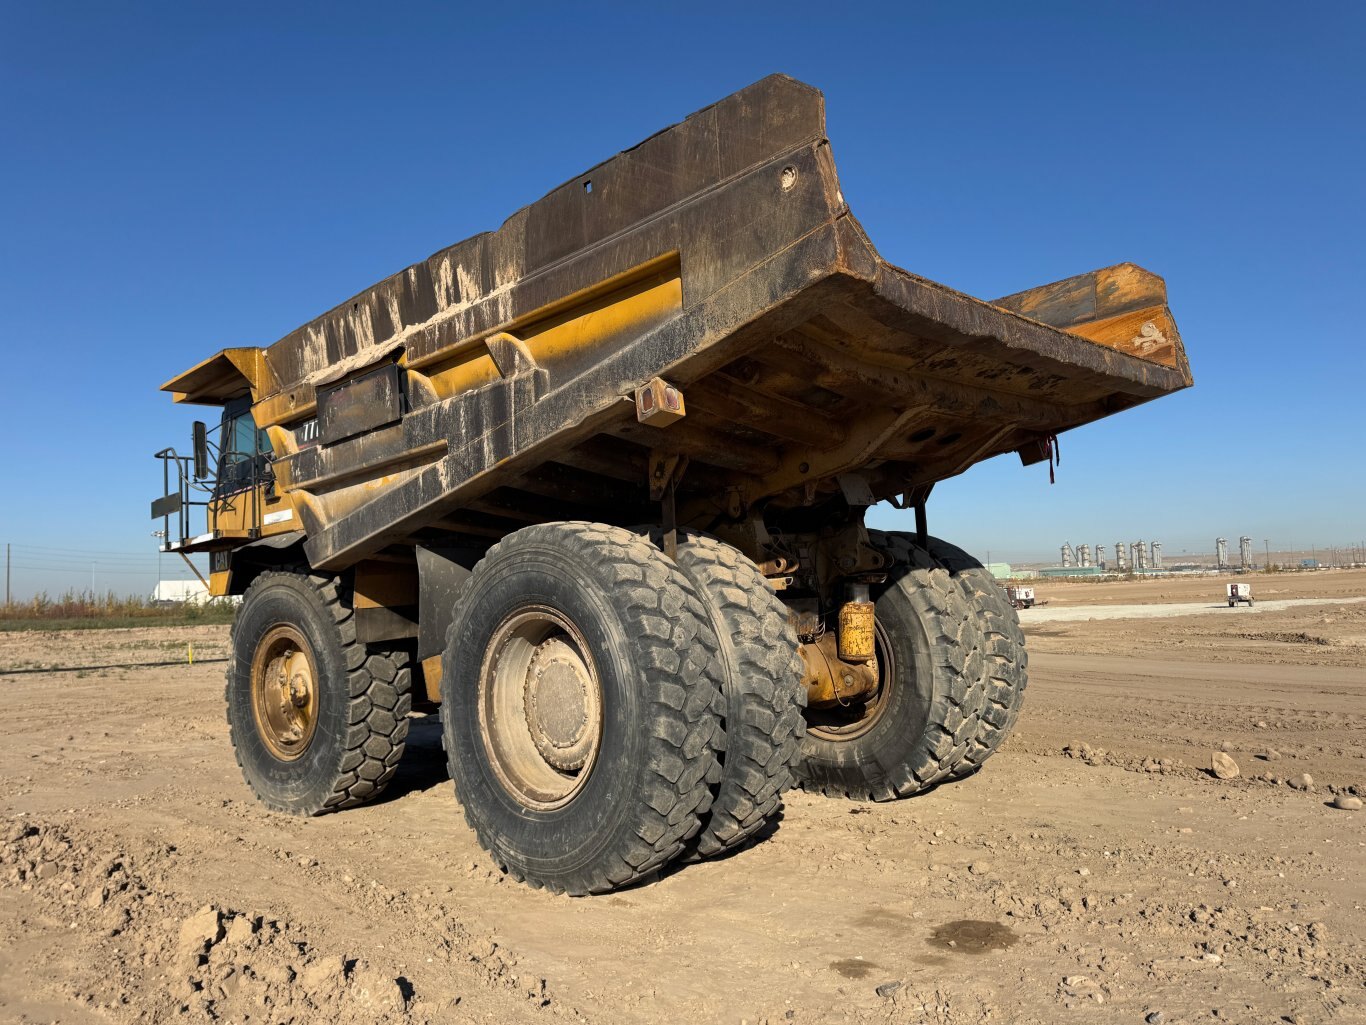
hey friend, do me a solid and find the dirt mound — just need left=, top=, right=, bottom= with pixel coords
left=3, top=818, right=430, bottom=1023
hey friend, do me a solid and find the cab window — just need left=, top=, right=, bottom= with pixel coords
left=216, top=398, right=271, bottom=496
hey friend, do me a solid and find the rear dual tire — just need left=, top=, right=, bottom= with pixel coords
left=793, top=541, right=986, bottom=800
left=440, top=523, right=729, bottom=895
left=671, top=533, right=805, bottom=858
left=908, top=534, right=1029, bottom=780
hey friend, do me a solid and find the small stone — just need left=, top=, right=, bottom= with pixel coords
left=969, top=861, right=991, bottom=876
left=352, top=964, right=405, bottom=1009
left=1332, top=794, right=1362, bottom=811
left=1263, top=749, right=1281, bottom=761
left=1255, top=720, right=1268, bottom=729
left=1146, top=1012, right=1166, bottom=1025
left=177, top=907, right=224, bottom=957
left=1288, top=773, right=1314, bottom=791
left=34, top=861, right=58, bottom=880
left=1077, top=867, right=1090, bottom=876
left=1210, top=752, right=1240, bottom=780
left=875, top=980, right=903, bottom=998
left=299, top=953, right=345, bottom=992
left=223, top=915, right=254, bottom=946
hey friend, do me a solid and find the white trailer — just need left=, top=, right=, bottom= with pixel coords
left=151, top=580, right=209, bottom=604
left=1226, top=582, right=1254, bottom=607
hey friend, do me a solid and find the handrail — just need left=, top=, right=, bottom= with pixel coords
left=153, top=416, right=272, bottom=548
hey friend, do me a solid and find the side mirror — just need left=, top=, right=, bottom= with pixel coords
left=192, top=421, right=209, bottom=480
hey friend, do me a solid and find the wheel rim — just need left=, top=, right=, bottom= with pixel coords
left=806, top=618, right=896, bottom=742
left=250, top=624, right=319, bottom=760
left=478, top=606, right=603, bottom=810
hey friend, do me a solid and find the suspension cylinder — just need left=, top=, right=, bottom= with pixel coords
left=837, top=582, right=876, bottom=663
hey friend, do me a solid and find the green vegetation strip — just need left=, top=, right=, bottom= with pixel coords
left=1, top=591, right=238, bottom=632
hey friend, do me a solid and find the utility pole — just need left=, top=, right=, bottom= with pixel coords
left=1264, top=539, right=1270, bottom=571
left=4, top=542, right=9, bottom=606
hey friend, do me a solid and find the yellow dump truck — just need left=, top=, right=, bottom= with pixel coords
left=153, top=75, right=1191, bottom=894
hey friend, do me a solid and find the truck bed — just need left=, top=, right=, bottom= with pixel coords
left=165, top=74, right=1191, bottom=571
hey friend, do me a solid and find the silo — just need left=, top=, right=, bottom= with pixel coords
left=1216, top=538, right=1228, bottom=570
left=1061, top=542, right=1074, bottom=568
left=1096, top=544, right=1107, bottom=569
left=1151, top=542, right=1162, bottom=570
left=1078, top=544, right=1091, bottom=567
left=1115, top=541, right=1128, bottom=571
left=1239, top=536, right=1252, bottom=571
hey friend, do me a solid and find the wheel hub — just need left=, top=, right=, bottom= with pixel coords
left=479, top=607, right=604, bottom=810
left=524, top=638, right=597, bottom=771
left=250, top=625, right=319, bottom=760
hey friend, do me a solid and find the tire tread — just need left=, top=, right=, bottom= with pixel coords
left=226, top=569, right=411, bottom=816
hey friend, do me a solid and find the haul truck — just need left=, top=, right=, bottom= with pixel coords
left=152, top=75, right=1192, bottom=894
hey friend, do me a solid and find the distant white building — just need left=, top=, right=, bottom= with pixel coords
left=151, top=579, right=209, bottom=604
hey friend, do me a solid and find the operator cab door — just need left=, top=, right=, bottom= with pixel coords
left=215, top=397, right=272, bottom=499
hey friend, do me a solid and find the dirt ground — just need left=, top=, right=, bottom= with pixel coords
left=1, top=570, right=1363, bottom=1025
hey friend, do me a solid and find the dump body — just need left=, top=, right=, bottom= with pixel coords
left=159, top=74, right=1191, bottom=584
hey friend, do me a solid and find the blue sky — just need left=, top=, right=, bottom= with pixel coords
left=2, top=2, right=1362, bottom=597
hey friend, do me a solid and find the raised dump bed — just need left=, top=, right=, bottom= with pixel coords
left=154, top=75, right=1191, bottom=895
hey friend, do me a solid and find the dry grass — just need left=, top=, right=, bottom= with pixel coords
left=0, top=590, right=236, bottom=631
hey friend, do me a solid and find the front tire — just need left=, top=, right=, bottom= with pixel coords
left=440, top=523, right=726, bottom=895
left=226, top=571, right=412, bottom=816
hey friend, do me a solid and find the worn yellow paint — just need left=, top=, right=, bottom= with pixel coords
left=353, top=561, right=417, bottom=610
left=993, top=263, right=1167, bottom=329
left=418, top=260, right=682, bottom=400
left=208, top=488, right=298, bottom=539
left=254, top=388, right=317, bottom=432
left=163, top=347, right=277, bottom=405
left=421, top=654, right=443, bottom=703
left=1066, top=306, right=1183, bottom=370
left=837, top=600, right=876, bottom=662
left=419, top=346, right=503, bottom=400
left=518, top=267, right=682, bottom=370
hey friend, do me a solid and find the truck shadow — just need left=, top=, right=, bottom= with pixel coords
left=372, top=713, right=793, bottom=871
left=372, top=713, right=452, bottom=804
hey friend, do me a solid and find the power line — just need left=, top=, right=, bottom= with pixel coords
left=11, top=544, right=163, bottom=559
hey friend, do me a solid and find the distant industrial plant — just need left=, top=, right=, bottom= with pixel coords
left=981, top=536, right=1366, bottom=580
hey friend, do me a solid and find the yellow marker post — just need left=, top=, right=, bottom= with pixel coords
left=188, top=643, right=194, bottom=665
